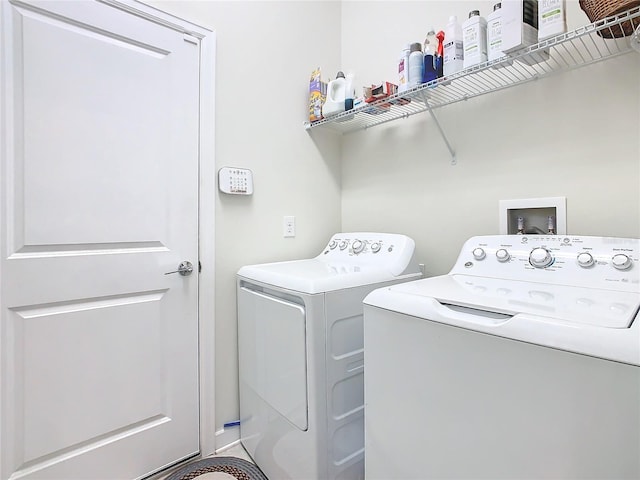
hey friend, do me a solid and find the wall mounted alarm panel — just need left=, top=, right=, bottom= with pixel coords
left=218, top=167, right=253, bottom=195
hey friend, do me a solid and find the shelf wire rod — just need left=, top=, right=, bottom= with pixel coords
left=553, top=43, right=574, bottom=68
left=450, top=77, right=478, bottom=97
left=483, top=68, right=508, bottom=88
left=477, top=69, right=505, bottom=90
left=453, top=76, right=483, bottom=97
left=468, top=70, right=497, bottom=92
left=497, top=60, right=521, bottom=85
left=572, top=37, right=590, bottom=64
left=430, top=85, right=459, bottom=105
left=491, top=63, right=522, bottom=85
left=506, top=61, right=530, bottom=82
left=437, top=83, right=463, bottom=102
left=530, top=56, right=554, bottom=76
left=470, top=72, right=497, bottom=94
left=502, top=61, right=529, bottom=82
left=546, top=53, right=565, bottom=72
left=579, top=37, right=598, bottom=63
left=444, top=80, right=475, bottom=102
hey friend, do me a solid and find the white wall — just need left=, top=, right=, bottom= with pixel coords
left=341, top=0, right=640, bottom=276
left=147, top=0, right=639, bottom=452
left=146, top=0, right=343, bottom=449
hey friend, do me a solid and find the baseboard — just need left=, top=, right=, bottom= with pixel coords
left=214, top=426, right=241, bottom=453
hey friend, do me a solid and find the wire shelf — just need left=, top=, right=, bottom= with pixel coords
left=304, top=6, right=640, bottom=135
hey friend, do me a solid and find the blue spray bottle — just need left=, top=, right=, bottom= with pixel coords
left=422, top=28, right=437, bottom=85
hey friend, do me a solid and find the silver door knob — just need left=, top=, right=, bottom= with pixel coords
left=165, top=261, right=194, bottom=276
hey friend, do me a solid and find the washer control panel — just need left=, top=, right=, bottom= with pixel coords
left=452, top=235, right=639, bottom=292
left=319, top=232, right=419, bottom=276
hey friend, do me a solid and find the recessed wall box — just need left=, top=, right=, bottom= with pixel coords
left=499, top=197, right=566, bottom=235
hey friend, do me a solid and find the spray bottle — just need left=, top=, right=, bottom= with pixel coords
left=435, top=30, right=445, bottom=79
left=423, top=28, right=437, bottom=85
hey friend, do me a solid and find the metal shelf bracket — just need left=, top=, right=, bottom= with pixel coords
left=420, top=91, right=456, bottom=165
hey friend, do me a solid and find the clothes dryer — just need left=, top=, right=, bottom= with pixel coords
left=237, top=232, right=421, bottom=480
left=363, top=235, right=640, bottom=479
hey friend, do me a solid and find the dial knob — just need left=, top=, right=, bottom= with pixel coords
left=371, top=242, right=381, bottom=253
left=472, top=247, right=486, bottom=260
left=329, top=240, right=338, bottom=250
left=495, top=248, right=510, bottom=262
left=611, top=253, right=632, bottom=271
left=529, top=247, right=553, bottom=268
left=352, top=239, right=365, bottom=254
left=577, top=252, right=595, bottom=268
left=339, top=240, right=348, bottom=250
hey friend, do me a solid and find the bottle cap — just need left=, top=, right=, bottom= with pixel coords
left=336, top=71, right=345, bottom=79
left=469, top=10, right=480, bottom=18
left=494, top=3, right=502, bottom=11
left=448, top=15, right=457, bottom=23
left=410, top=42, right=422, bottom=53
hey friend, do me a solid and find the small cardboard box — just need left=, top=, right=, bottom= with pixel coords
left=308, top=68, right=327, bottom=122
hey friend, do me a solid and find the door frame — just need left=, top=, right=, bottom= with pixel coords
left=0, top=0, right=217, bottom=464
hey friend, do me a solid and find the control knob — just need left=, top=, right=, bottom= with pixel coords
left=339, top=240, right=349, bottom=250
left=495, top=248, right=510, bottom=262
left=576, top=252, right=595, bottom=268
left=472, top=247, right=486, bottom=260
left=352, top=239, right=365, bottom=254
left=611, top=253, right=632, bottom=271
left=371, top=242, right=381, bottom=253
left=329, top=240, right=337, bottom=250
left=529, top=247, right=554, bottom=268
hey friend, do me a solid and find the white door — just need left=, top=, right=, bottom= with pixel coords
left=0, top=1, right=202, bottom=479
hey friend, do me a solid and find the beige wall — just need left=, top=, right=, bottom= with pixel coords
left=148, top=0, right=639, bottom=451
left=146, top=0, right=343, bottom=446
left=341, top=0, right=640, bottom=277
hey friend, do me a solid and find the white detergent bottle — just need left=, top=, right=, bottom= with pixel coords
left=443, top=15, right=464, bottom=76
left=398, top=45, right=411, bottom=93
left=322, top=71, right=346, bottom=117
left=487, top=3, right=506, bottom=63
left=407, top=42, right=424, bottom=88
left=538, top=0, right=566, bottom=40
left=463, top=10, right=488, bottom=69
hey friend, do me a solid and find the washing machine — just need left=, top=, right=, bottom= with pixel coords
left=363, top=234, right=640, bottom=479
left=237, top=232, right=421, bottom=480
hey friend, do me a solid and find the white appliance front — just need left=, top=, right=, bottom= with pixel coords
left=363, top=235, right=640, bottom=479
left=237, top=233, right=421, bottom=480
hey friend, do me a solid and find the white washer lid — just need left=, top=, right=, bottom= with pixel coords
left=238, top=259, right=413, bottom=294
left=364, top=275, right=640, bottom=365
left=365, top=275, right=640, bottom=329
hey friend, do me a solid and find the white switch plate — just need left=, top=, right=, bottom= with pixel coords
left=218, top=166, right=253, bottom=195
left=283, top=216, right=295, bottom=238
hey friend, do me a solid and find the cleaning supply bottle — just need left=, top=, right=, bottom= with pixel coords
left=423, top=28, right=438, bottom=84
left=443, top=16, right=464, bottom=76
left=435, top=30, right=445, bottom=78
left=322, top=71, right=346, bottom=117
left=407, top=42, right=424, bottom=88
left=398, top=45, right=410, bottom=93
left=339, top=72, right=355, bottom=122
left=487, top=3, right=507, bottom=63
left=462, top=10, right=488, bottom=69
left=538, top=0, right=566, bottom=40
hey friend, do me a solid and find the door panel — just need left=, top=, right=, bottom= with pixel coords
left=1, top=1, right=201, bottom=479
left=238, top=287, right=308, bottom=431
